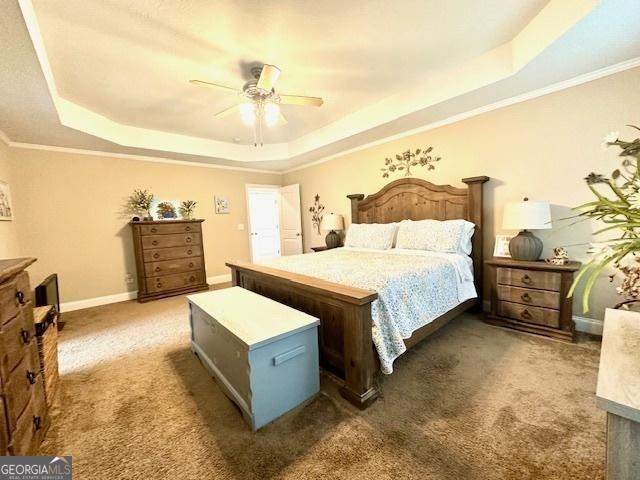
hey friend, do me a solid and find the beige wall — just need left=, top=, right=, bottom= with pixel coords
left=6, top=148, right=280, bottom=303
left=0, top=141, right=20, bottom=258
left=284, top=66, right=640, bottom=320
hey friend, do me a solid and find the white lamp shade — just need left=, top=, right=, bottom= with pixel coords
left=503, top=200, right=552, bottom=230
left=320, top=213, right=344, bottom=231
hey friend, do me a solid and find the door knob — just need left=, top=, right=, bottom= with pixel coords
left=296, top=233, right=301, bottom=236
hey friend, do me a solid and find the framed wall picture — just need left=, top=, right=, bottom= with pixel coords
left=493, top=234, right=513, bottom=258
left=215, top=195, right=230, bottom=214
left=0, top=181, right=13, bottom=221
left=150, top=199, right=181, bottom=220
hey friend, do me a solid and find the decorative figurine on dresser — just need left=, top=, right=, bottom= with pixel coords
left=130, top=219, right=209, bottom=302
left=0, top=258, right=50, bottom=455
left=485, top=257, right=580, bottom=341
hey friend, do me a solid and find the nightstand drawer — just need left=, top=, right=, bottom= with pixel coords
left=498, top=301, right=560, bottom=328
left=497, top=285, right=560, bottom=310
left=497, top=267, right=561, bottom=291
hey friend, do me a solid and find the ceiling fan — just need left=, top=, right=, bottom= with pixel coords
left=190, top=64, right=323, bottom=146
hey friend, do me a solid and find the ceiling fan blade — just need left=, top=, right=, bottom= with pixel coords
left=277, top=112, right=288, bottom=126
left=256, top=64, right=281, bottom=91
left=189, top=79, right=238, bottom=93
left=215, top=104, right=240, bottom=118
left=279, top=94, right=323, bottom=107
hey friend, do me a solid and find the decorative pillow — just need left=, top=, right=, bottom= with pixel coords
left=395, top=219, right=475, bottom=254
left=344, top=223, right=398, bottom=250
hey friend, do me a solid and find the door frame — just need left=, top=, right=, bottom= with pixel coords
left=245, top=184, right=281, bottom=263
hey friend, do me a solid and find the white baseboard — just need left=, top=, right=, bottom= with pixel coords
left=60, top=274, right=233, bottom=313
left=482, top=300, right=602, bottom=336
left=60, top=291, right=137, bottom=313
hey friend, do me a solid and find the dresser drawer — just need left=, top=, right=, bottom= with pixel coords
left=145, top=271, right=206, bottom=294
left=1, top=306, right=36, bottom=376
left=497, top=267, right=561, bottom=291
left=498, top=301, right=560, bottom=328
left=8, top=378, right=46, bottom=457
left=497, top=285, right=560, bottom=310
left=143, top=245, right=203, bottom=262
left=145, top=257, right=203, bottom=278
left=139, top=223, right=201, bottom=235
left=141, top=233, right=201, bottom=249
left=0, top=272, right=31, bottom=325
left=4, top=346, right=40, bottom=432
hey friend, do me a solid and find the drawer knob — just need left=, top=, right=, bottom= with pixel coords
left=186, top=237, right=192, bottom=243
left=20, top=328, right=30, bottom=344
left=187, top=249, right=193, bottom=255
left=26, top=370, right=36, bottom=385
left=156, top=283, right=162, bottom=288
left=155, top=267, right=161, bottom=272
left=186, top=226, right=191, bottom=231
left=189, top=262, right=194, bottom=268
left=521, top=275, right=532, bottom=285
left=151, top=227, right=157, bottom=233
left=521, top=293, right=531, bottom=302
left=15, top=291, right=26, bottom=306
left=152, top=240, right=158, bottom=246
left=33, top=416, right=42, bottom=431
left=189, top=276, right=195, bottom=282
left=153, top=253, right=160, bottom=259
left=521, top=309, right=532, bottom=319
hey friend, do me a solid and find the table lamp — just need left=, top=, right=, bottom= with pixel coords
left=502, top=198, right=551, bottom=261
left=320, top=213, right=344, bottom=249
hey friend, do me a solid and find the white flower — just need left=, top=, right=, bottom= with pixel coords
left=601, top=131, right=620, bottom=150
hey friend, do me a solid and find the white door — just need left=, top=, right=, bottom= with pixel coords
left=247, top=187, right=281, bottom=262
left=279, top=184, right=303, bottom=255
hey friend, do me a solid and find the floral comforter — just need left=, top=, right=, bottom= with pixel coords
left=259, top=248, right=475, bottom=374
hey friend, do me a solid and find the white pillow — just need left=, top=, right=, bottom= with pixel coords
left=395, top=219, right=475, bottom=254
left=344, top=223, right=398, bottom=250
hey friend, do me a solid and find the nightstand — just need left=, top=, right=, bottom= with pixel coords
left=485, top=257, right=581, bottom=342
left=310, top=246, right=329, bottom=252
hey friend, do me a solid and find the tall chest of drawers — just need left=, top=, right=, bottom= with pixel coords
left=131, top=220, right=209, bottom=302
left=485, top=257, right=581, bottom=341
left=0, top=258, right=49, bottom=455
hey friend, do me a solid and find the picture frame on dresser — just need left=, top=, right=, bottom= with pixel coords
left=130, top=219, right=209, bottom=302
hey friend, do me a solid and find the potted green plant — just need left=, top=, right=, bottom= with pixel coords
left=179, top=200, right=197, bottom=220
left=569, top=126, right=640, bottom=312
left=127, top=189, right=154, bottom=221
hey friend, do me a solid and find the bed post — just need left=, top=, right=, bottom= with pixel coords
left=347, top=194, right=364, bottom=223
left=462, top=176, right=490, bottom=311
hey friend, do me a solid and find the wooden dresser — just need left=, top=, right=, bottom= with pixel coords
left=485, top=257, right=580, bottom=341
left=131, top=219, right=209, bottom=302
left=0, top=258, right=49, bottom=455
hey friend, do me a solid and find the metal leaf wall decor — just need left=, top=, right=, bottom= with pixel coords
left=309, top=194, right=325, bottom=235
left=381, top=147, right=441, bottom=178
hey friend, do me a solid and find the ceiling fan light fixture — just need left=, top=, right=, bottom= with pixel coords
left=239, top=102, right=256, bottom=126
left=264, top=102, right=280, bottom=127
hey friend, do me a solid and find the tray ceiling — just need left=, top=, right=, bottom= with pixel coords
left=1, top=0, right=639, bottom=170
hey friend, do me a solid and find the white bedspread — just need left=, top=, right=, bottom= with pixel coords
left=259, top=247, right=476, bottom=374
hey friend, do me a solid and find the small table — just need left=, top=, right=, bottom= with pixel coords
left=485, top=257, right=580, bottom=341
left=597, top=308, right=640, bottom=479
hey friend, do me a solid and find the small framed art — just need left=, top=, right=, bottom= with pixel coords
left=215, top=195, right=230, bottom=214
left=493, top=235, right=513, bottom=258
left=0, top=181, right=13, bottom=221
left=151, top=199, right=181, bottom=220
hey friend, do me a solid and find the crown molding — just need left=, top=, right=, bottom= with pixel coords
left=1, top=135, right=279, bottom=174
left=282, top=56, right=640, bottom=174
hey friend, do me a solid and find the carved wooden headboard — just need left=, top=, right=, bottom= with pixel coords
left=347, top=176, right=489, bottom=304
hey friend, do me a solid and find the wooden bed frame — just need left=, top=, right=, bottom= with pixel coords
left=227, top=176, right=489, bottom=409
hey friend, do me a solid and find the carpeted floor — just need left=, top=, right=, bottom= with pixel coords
left=41, top=287, right=605, bottom=479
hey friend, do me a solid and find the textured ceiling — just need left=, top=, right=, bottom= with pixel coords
left=1, top=0, right=640, bottom=171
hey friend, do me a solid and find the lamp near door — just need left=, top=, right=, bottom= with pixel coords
left=321, top=213, right=344, bottom=249
left=503, top=198, right=552, bottom=261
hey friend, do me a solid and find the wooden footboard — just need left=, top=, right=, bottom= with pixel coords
left=226, top=261, right=380, bottom=409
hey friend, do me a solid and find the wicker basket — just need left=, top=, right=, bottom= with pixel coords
left=32, top=306, right=59, bottom=408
